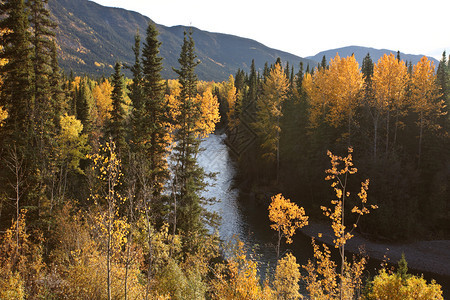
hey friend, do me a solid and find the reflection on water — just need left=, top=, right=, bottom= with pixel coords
left=198, top=133, right=298, bottom=271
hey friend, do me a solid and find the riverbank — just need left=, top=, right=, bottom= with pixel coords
left=300, top=220, right=450, bottom=277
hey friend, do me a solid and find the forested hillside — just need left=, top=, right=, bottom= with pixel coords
left=48, top=0, right=316, bottom=81
left=0, top=0, right=447, bottom=299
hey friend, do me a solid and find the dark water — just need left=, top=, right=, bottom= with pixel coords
left=198, top=133, right=450, bottom=298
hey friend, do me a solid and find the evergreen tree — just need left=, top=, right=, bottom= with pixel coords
left=263, top=61, right=270, bottom=81
left=172, top=30, right=212, bottom=235
left=362, top=53, right=374, bottom=82
left=0, top=0, right=33, bottom=149
left=140, top=22, right=170, bottom=201
left=49, top=41, right=65, bottom=122
left=436, top=51, right=448, bottom=105
left=296, top=62, right=304, bottom=96
left=128, top=32, right=144, bottom=148
left=107, top=62, right=127, bottom=157
left=321, top=55, right=327, bottom=69
left=29, top=0, right=57, bottom=133
left=247, top=59, right=258, bottom=107
left=290, top=65, right=294, bottom=87
left=234, top=68, right=245, bottom=92
left=284, top=61, right=290, bottom=81
left=76, top=78, right=92, bottom=132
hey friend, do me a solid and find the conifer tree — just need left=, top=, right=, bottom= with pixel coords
left=29, top=0, right=57, bottom=133
left=321, top=55, right=327, bottom=69
left=172, top=30, right=212, bottom=235
left=107, top=62, right=127, bottom=157
left=247, top=59, right=258, bottom=105
left=436, top=51, right=448, bottom=106
left=296, top=62, right=304, bottom=96
left=140, top=22, right=170, bottom=203
left=0, top=0, right=33, bottom=149
left=49, top=41, right=64, bottom=122
left=129, top=32, right=144, bottom=149
left=0, top=0, right=34, bottom=228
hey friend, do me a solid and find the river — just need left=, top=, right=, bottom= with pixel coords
left=198, top=132, right=450, bottom=297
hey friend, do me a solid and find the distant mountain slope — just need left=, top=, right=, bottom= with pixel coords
left=48, top=0, right=316, bottom=81
left=307, top=46, right=439, bottom=67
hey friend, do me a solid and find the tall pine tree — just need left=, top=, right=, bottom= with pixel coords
left=107, top=62, right=127, bottom=157
left=172, top=30, right=213, bottom=236
left=129, top=32, right=144, bottom=150
left=140, top=22, right=170, bottom=203
left=0, top=0, right=33, bottom=149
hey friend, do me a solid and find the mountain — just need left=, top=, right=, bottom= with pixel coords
left=48, top=0, right=316, bottom=81
left=307, top=46, right=439, bottom=67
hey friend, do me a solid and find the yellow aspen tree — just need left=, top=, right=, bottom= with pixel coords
left=369, top=269, right=443, bottom=300
left=254, top=63, right=290, bottom=183
left=326, top=54, right=363, bottom=144
left=195, top=86, right=220, bottom=138
left=304, top=68, right=330, bottom=129
left=165, top=79, right=182, bottom=146
left=0, top=210, right=45, bottom=299
left=410, top=56, right=445, bottom=166
left=268, top=193, right=308, bottom=258
left=372, top=53, right=408, bottom=156
left=225, top=74, right=239, bottom=129
left=88, top=140, right=125, bottom=300
left=318, top=147, right=377, bottom=299
left=166, top=79, right=219, bottom=139
left=302, top=148, right=378, bottom=299
left=92, top=79, right=113, bottom=129
left=55, top=114, right=89, bottom=204
left=0, top=106, right=7, bottom=127
left=211, top=240, right=267, bottom=299
left=273, top=252, right=302, bottom=300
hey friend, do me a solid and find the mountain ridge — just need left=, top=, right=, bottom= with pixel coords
left=307, top=45, right=439, bottom=67
left=49, top=0, right=316, bottom=81
left=49, top=0, right=441, bottom=81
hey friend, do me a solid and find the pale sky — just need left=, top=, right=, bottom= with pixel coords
left=90, top=0, right=449, bottom=60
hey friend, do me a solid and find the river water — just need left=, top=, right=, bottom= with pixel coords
left=198, top=132, right=450, bottom=297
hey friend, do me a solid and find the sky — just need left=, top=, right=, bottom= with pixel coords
left=90, top=0, right=450, bottom=60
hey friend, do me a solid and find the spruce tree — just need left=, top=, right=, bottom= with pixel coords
left=172, top=30, right=211, bottom=235
left=321, top=55, right=327, bottom=69
left=140, top=22, right=169, bottom=201
left=29, top=0, right=57, bottom=130
left=296, top=62, right=304, bottom=96
left=49, top=40, right=65, bottom=123
left=436, top=51, right=448, bottom=106
left=28, top=1, right=60, bottom=215
left=247, top=59, right=258, bottom=107
left=129, top=32, right=144, bottom=150
left=107, top=62, right=127, bottom=157
left=0, top=0, right=33, bottom=149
